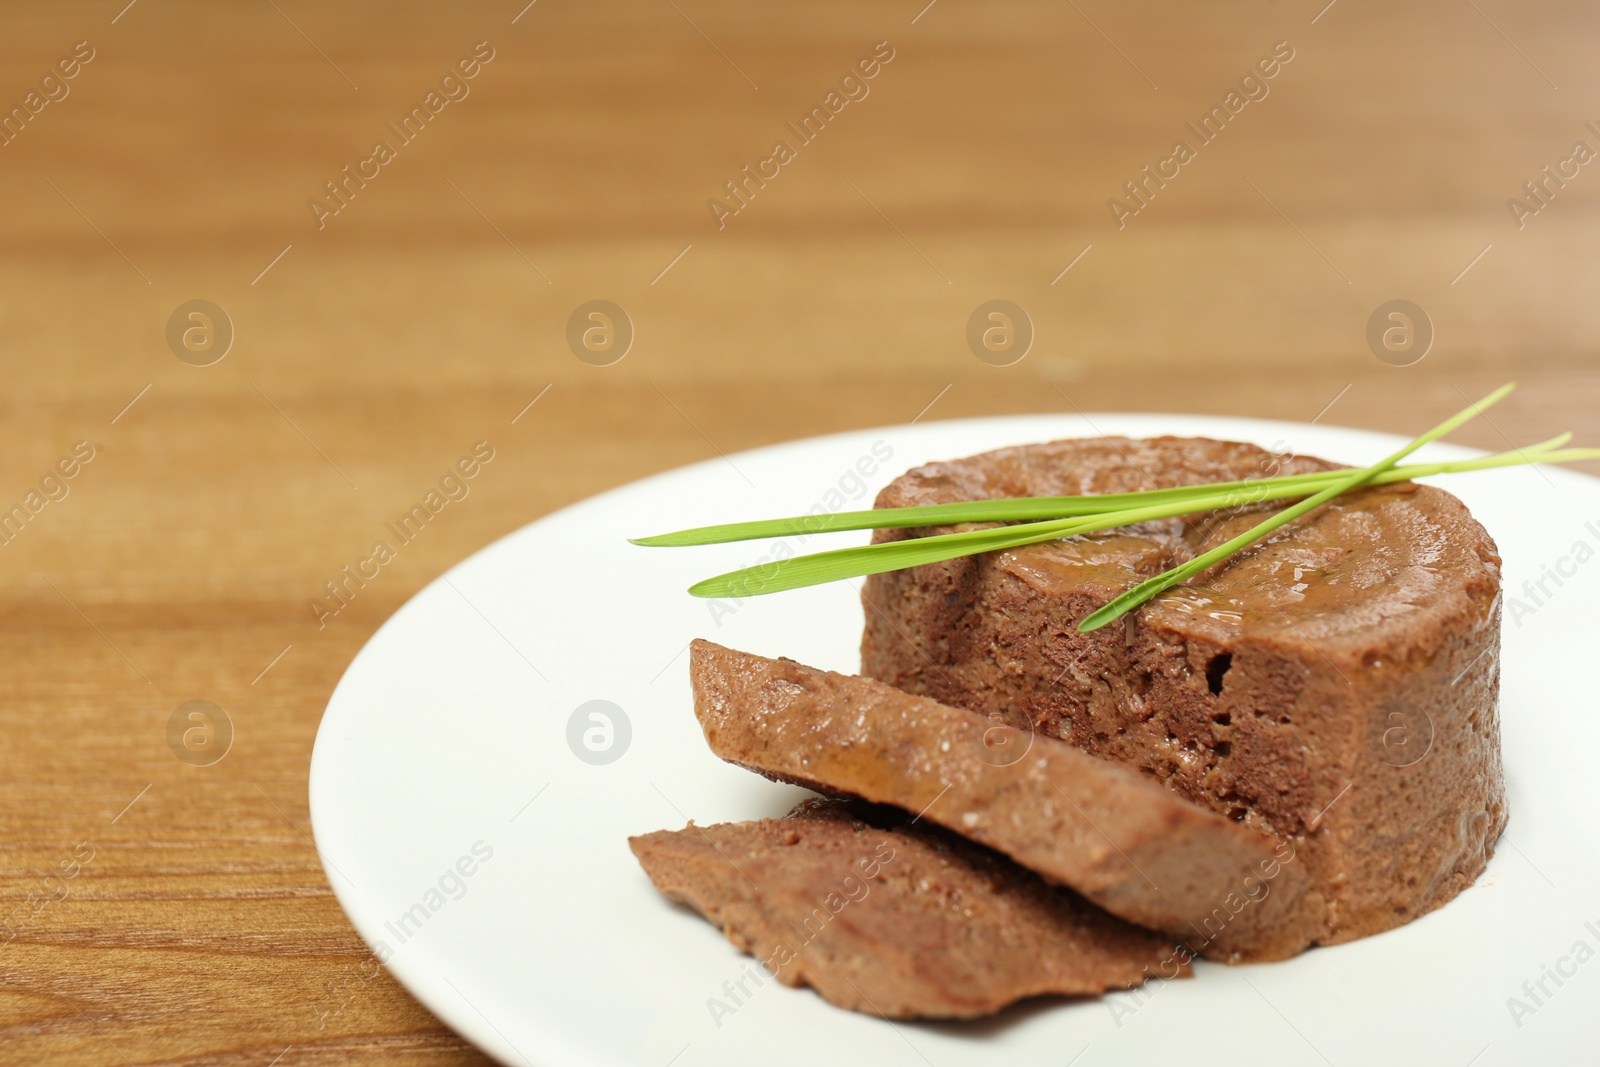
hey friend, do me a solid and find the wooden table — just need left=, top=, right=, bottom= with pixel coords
left=2, top=1, right=1594, bottom=1062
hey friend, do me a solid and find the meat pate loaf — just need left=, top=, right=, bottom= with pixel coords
left=690, top=639, right=1311, bottom=962
left=630, top=797, right=1187, bottom=1019
left=860, top=435, right=1506, bottom=952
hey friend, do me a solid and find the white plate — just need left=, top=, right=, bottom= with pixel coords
left=309, top=414, right=1600, bottom=1067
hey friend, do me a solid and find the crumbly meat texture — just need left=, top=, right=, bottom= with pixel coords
left=630, top=797, right=1189, bottom=1019
left=690, top=639, right=1312, bottom=962
left=860, top=435, right=1506, bottom=952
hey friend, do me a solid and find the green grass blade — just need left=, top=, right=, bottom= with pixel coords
left=686, top=437, right=1599, bottom=600
left=687, top=455, right=1453, bottom=599
left=634, top=485, right=1270, bottom=546
left=687, top=517, right=1081, bottom=598
left=1076, top=383, right=1517, bottom=632
left=634, top=427, right=1573, bottom=547
left=688, top=484, right=1290, bottom=598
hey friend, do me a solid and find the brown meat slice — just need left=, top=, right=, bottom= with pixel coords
left=690, top=639, right=1313, bottom=962
left=630, top=797, right=1187, bottom=1019
left=860, top=435, right=1505, bottom=952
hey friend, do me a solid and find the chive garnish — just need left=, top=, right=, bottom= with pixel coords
left=1079, top=382, right=1506, bottom=631
left=634, top=383, right=1599, bottom=631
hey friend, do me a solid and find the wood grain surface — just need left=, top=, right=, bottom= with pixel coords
left=1, top=1, right=1596, bottom=1063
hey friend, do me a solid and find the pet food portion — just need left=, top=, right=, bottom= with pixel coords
left=630, top=798, right=1188, bottom=1019
left=861, top=435, right=1506, bottom=949
left=690, top=639, right=1313, bottom=962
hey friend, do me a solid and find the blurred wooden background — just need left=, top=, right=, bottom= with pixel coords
left=0, top=0, right=1595, bottom=1062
